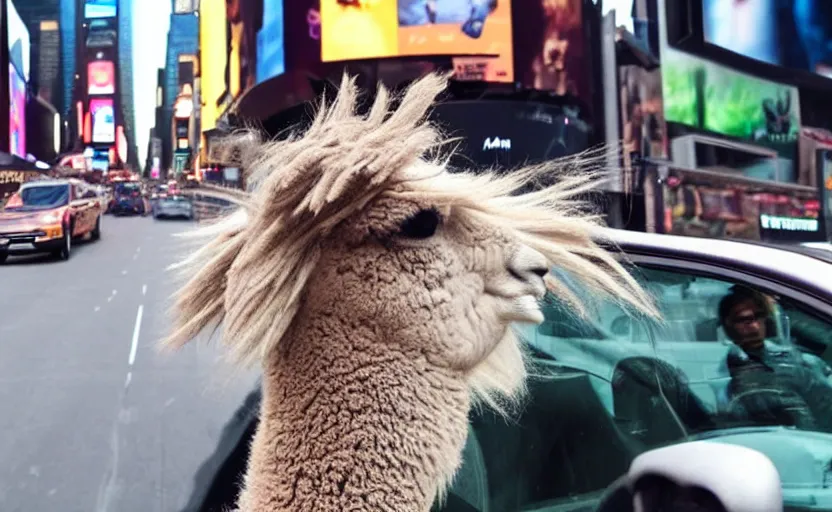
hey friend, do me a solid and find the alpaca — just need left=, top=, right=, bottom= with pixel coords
left=165, top=73, right=656, bottom=512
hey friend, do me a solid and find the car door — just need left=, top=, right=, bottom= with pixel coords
left=434, top=251, right=832, bottom=512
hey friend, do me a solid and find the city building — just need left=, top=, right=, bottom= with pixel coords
left=162, top=0, right=198, bottom=176
left=118, top=0, right=139, bottom=169
left=12, top=0, right=63, bottom=112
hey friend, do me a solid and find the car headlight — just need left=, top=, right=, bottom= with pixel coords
left=41, top=213, right=60, bottom=224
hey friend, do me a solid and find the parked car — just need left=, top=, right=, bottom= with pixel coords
left=152, top=194, right=194, bottom=220
left=110, top=181, right=149, bottom=216
left=183, top=230, right=832, bottom=512
left=0, top=178, right=103, bottom=262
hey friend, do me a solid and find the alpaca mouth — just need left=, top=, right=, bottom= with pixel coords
left=501, top=295, right=545, bottom=325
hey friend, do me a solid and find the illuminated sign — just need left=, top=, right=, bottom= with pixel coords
left=174, top=97, right=194, bottom=119
left=482, top=137, right=511, bottom=151
left=88, top=61, right=115, bottom=95
left=90, top=98, right=115, bottom=143
left=760, top=214, right=819, bottom=232
left=85, top=0, right=117, bottom=19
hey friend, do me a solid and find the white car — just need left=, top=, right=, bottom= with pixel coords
left=185, top=230, right=832, bottom=512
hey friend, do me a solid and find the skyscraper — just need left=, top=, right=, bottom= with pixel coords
left=12, top=0, right=64, bottom=114
left=59, top=0, right=76, bottom=123
left=118, top=0, right=139, bottom=169
left=162, top=1, right=198, bottom=170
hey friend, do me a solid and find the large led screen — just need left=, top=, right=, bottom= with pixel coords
left=90, top=98, right=115, bottom=144
left=8, top=64, right=26, bottom=158
left=428, top=100, right=591, bottom=170
left=88, top=60, right=115, bottom=95
left=703, top=0, right=832, bottom=79
left=320, top=0, right=513, bottom=81
left=85, top=0, right=117, bottom=19
left=256, top=0, right=285, bottom=84
left=663, top=47, right=801, bottom=145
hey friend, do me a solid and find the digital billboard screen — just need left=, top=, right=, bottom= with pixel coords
left=90, top=98, right=115, bottom=144
left=8, top=64, right=26, bottom=158
left=703, top=0, right=832, bottom=79
left=257, top=0, right=285, bottom=84
left=320, top=0, right=513, bottom=81
left=85, top=0, right=117, bottom=19
left=88, top=60, right=115, bottom=95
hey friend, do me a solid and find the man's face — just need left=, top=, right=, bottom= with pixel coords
left=727, top=299, right=767, bottom=350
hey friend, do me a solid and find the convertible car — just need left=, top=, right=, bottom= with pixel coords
left=183, top=230, right=832, bottom=512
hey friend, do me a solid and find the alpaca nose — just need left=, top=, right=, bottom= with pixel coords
left=510, top=245, right=549, bottom=295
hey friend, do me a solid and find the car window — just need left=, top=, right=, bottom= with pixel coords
left=434, top=264, right=832, bottom=512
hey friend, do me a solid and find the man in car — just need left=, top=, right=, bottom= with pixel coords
left=719, top=286, right=832, bottom=431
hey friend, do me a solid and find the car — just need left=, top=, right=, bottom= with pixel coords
left=0, top=179, right=103, bottom=263
left=182, top=229, right=832, bottom=512
left=152, top=193, right=194, bottom=220
left=110, top=180, right=149, bottom=216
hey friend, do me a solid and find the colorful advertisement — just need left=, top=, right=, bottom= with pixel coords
left=619, top=64, right=667, bottom=192
left=320, top=0, right=513, bottom=81
left=513, top=0, right=587, bottom=99
left=85, top=0, right=117, bottom=19
left=87, top=60, right=115, bottom=95
left=7, top=0, right=31, bottom=82
left=90, top=98, right=115, bottom=144
left=703, top=0, right=832, bottom=79
left=8, top=64, right=26, bottom=158
left=256, top=0, right=285, bottom=84
left=659, top=167, right=821, bottom=243
left=663, top=47, right=802, bottom=144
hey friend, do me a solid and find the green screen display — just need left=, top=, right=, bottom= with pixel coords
left=662, top=47, right=801, bottom=143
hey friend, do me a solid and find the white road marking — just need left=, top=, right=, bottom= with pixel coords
left=141, top=284, right=147, bottom=296
left=94, top=306, right=101, bottom=312
left=124, top=371, right=132, bottom=388
left=121, top=270, right=128, bottom=275
left=136, top=247, right=141, bottom=253
left=107, top=289, right=117, bottom=302
left=132, top=253, right=138, bottom=261
left=128, top=305, right=143, bottom=366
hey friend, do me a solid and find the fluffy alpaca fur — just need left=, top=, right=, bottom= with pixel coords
left=165, top=73, right=657, bottom=512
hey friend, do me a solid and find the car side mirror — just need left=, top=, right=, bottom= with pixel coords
left=595, top=441, right=782, bottom=512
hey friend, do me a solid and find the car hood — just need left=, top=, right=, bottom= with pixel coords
left=0, top=208, right=63, bottom=231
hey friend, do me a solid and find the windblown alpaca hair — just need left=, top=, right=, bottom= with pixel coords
left=164, top=72, right=657, bottom=405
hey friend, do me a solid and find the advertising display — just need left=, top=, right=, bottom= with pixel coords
left=662, top=46, right=801, bottom=181
left=8, top=64, right=26, bottom=158
left=619, top=64, right=667, bottom=192
left=428, top=100, right=591, bottom=170
left=256, top=0, right=285, bottom=84
left=7, top=0, right=30, bottom=82
left=87, top=60, right=115, bottom=95
left=320, top=0, right=513, bottom=81
left=90, top=98, right=115, bottom=144
left=513, top=0, right=587, bottom=98
left=658, top=167, right=822, bottom=243
left=703, top=0, right=832, bottom=79
left=85, top=0, right=117, bottom=19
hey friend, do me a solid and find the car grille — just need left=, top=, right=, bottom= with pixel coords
left=0, top=231, right=46, bottom=243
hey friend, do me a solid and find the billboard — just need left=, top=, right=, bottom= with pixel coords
left=320, top=0, right=513, bottom=81
left=513, top=0, right=587, bottom=98
left=257, top=0, right=286, bottom=84
left=90, top=98, right=115, bottom=143
left=703, top=0, right=832, bottom=79
left=662, top=47, right=801, bottom=145
left=8, top=64, right=26, bottom=158
left=7, top=0, right=30, bottom=82
left=85, top=0, right=117, bottom=19
left=88, top=60, right=115, bottom=95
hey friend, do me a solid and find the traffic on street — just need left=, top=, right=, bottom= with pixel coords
left=0, top=215, right=257, bottom=511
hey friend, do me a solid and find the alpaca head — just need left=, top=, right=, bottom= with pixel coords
left=166, top=72, right=655, bottom=410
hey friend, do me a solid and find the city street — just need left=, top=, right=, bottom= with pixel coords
left=0, top=215, right=258, bottom=512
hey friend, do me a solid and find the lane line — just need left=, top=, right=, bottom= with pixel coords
left=128, top=305, right=144, bottom=366
left=141, top=284, right=147, bottom=296
left=121, top=270, right=128, bottom=275
left=94, top=306, right=100, bottom=312
left=107, top=289, right=117, bottom=303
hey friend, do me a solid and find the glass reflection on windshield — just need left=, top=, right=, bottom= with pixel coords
left=6, top=185, right=70, bottom=211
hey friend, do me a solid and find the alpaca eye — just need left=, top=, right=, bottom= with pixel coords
left=398, top=208, right=441, bottom=239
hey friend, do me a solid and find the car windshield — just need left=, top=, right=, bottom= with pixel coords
left=114, top=183, right=141, bottom=195
left=4, top=185, right=70, bottom=211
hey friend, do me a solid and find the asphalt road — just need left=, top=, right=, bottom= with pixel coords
left=0, top=215, right=259, bottom=512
